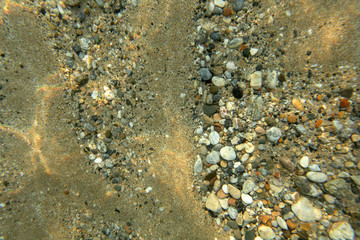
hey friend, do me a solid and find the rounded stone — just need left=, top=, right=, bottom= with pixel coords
left=299, top=156, right=309, bottom=168
left=242, top=179, right=256, bottom=194
left=199, top=68, right=212, bottom=81
left=306, top=171, right=328, bottom=183
left=266, top=127, right=282, bottom=143
left=227, top=184, right=241, bottom=199
left=212, top=76, right=226, bottom=87
left=206, top=151, right=220, bottom=164
left=228, top=206, right=238, bottom=220
left=220, top=146, right=236, bottom=161
left=206, top=193, right=222, bottom=213
left=258, top=225, right=275, bottom=240
left=209, top=131, right=220, bottom=145
left=241, top=193, right=253, bottom=205
left=250, top=71, right=262, bottom=90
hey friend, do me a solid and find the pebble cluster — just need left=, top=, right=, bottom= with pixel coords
left=20, top=0, right=360, bottom=239
left=191, top=0, right=359, bottom=240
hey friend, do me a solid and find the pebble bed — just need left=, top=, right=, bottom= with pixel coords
left=20, top=0, right=360, bottom=239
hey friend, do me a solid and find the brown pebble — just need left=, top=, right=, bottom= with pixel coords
left=340, top=98, right=351, bottom=108
left=287, top=114, right=297, bottom=124
left=105, top=129, right=112, bottom=138
left=299, top=222, right=311, bottom=231
left=214, top=123, right=222, bottom=133
left=283, top=230, right=291, bottom=239
left=220, top=160, right=228, bottom=168
left=286, top=219, right=297, bottom=229
left=280, top=157, right=296, bottom=172
left=228, top=198, right=237, bottom=206
left=338, top=111, right=345, bottom=119
left=216, top=188, right=228, bottom=199
left=260, top=215, right=270, bottom=224
left=223, top=7, right=234, bottom=17
left=315, top=119, right=322, bottom=128
left=63, top=190, right=69, bottom=195
left=213, top=113, right=221, bottom=122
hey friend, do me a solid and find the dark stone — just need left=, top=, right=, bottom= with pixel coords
left=232, top=87, right=243, bottom=99
left=227, top=220, right=238, bottom=229
left=294, top=176, right=311, bottom=195
left=245, top=229, right=256, bottom=240
left=255, top=64, right=263, bottom=71
left=243, top=48, right=250, bottom=58
left=210, top=32, right=222, bottom=42
left=203, top=104, right=218, bottom=116
left=337, top=87, right=354, bottom=98
left=73, top=44, right=81, bottom=55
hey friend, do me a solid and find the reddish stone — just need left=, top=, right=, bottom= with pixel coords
left=340, top=98, right=350, bottom=109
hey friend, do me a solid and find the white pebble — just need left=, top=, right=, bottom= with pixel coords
left=241, top=193, right=253, bottom=205
left=299, top=156, right=309, bottom=168
left=250, top=48, right=258, bottom=56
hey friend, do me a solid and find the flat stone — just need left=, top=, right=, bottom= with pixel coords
left=299, top=156, right=309, bottom=168
left=280, top=157, right=296, bottom=172
left=250, top=71, right=262, bottom=90
left=258, top=225, right=275, bottom=240
left=227, top=220, right=238, bottom=229
left=324, top=178, right=350, bottom=198
left=214, top=0, right=225, bottom=8
left=291, top=197, right=322, bottom=222
left=242, top=179, right=256, bottom=194
left=241, top=193, right=253, bottom=205
left=306, top=171, right=328, bottom=183
left=206, top=151, right=220, bottom=164
left=266, top=70, right=278, bottom=89
left=329, top=221, right=355, bottom=240
left=209, top=131, right=220, bottom=145
left=228, top=37, right=243, bottom=49
left=206, top=193, right=222, bottom=213
left=351, top=175, right=360, bottom=186
left=266, top=127, right=282, bottom=143
left=227, top=184, right=241, bottom=199
left=220, top=146, right=236, bottom=161
left=194, top=155, right=203, bottom=173
left=277, top=216, right=288, bottom=230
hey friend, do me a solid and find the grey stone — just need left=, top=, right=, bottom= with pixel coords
left=266, top=127, right=282, bottom=143
left=228, top=37, right=243, bottom=49
left=324, top=179, right=351, bottom=198
left=209, top=131, right=220, bottom=145
left=203, top=105, right=218, bottom=116
left=250, top=71, right=262, bottom=90
left=194, top=156, right=203, bottom=173
left=97, top=140, right=107, bottom=153
left=296, top=124, right=307, bottom=135
left=206, top=151, right=220, bottom=164
left=229, top=0, right=244, bottom=11
left=199, top=68, right=212, bottom=81
left=228, top=206, right=238, bottom=220
left=277, top=216, right=288, bottom=230
left=306, top=171, right=328, bottom=183
left=84, top=122, right=97, bottom=132
left=242, top=179, right=256, bottom=194
left=280, top=157, right=296, bottom=172
left=247, top=95, right=263, bottom=121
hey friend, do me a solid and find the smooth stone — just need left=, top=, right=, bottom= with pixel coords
left=226, top=61, right=236, bottom=73
left=280, top=157, right=296, bottom=172
left=199, top=68, right=212, bottom=81
left=242, top=179, right=256, bottom=194
left=299, top=156, right=309, bottom=168
left=228, top=37, right=243, bottom=49
left=324, top=194, right=336, bottom=204
left=291, top=197, right=322, bottom=222
left=203, top=104, right=218, bottom=116
left=266, top=127, right=282, bottom=143
left=214, top=0, right=225, bottom=8
left=206, top=193, right=222, bottom=213
left=309, top=164, right=321, bottom=172
left=244, top=142, right=255, bottom=153
left=194, top=155, right=203, bottom=173
left=258, top=225, right=275, bottom=240
left=227, top=184, right=241, bottom=199
left=241, top=193, right=253, bottom=205
left=209, top=131, right=221, bottom=145
left=212, top=76, right=226, bottom=87
left=324, top=178, right=351, bottom=198
left=250, top=71, right=262, bottom=90
left=306, top=171, right=328, bottom=183
left=265, top=70, right=278, bottom=89
left=206, top=151, right=220, bottom=164
left=228, top=206, right=238, bottom=220
left=220, top=146, right=236, bottom=161
left=229, top=0, right=244, bottom=11
left=250, top=48, right=259, bottom=56
left=351, top=175, right=360, bottom=186
left=219, top=198, right=229, bottom=209
left=277, top=216, right=288, bottom=230
left=329, top=221, right=355, bottom=240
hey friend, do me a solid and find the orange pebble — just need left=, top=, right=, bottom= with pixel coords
left=223, top=7, right=234, bottom=17
left=338, top=111, right=345, bottom=119
left=287, top=114, right=297, bottom=124
left=292, top=99, right=304, bottom=111
left=340, top=98, right=350, bottom=108
left=315, top=119, right=323, bottom=128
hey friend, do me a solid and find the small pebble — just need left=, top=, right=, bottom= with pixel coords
left=220, top=146, right=236, bottom=161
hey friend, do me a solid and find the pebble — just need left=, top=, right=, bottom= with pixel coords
left=229, top=0, right=244, bottom=11
left=209, top=131, right=220, bottom=145
left=206, top=193, right=222, bottom=213
left=199, top=68, right=212, bottom=81
left=227, top=184, right=241, bottom=199
left=250, top=71, right=262, bottom=90
left=258, top=225, right=276, bottom=240
left=228, top=37, right=243, bottom=49
left=250, top=48, right=259, bottom=56
left=214, top=0, right=225, bottom=8
left=226, top=61, right=236, bottom=73
left=277, top=216, right=288, bottom=230
left=291, top=197, right=322, bottom=222
left=351, top=175, right=360, bottom=186
left=266, top=127, right=282, bottom=143
left=242, top=179, right=256, bottom=194
left=280, top=157, right=296, bottom=172
left=299, top=156, right=309, bottom=168
left=329, top=221, right=355, bottom=240
left=212, top=76, right=226, bottom=87
left=206, top=151, right=220, bottom=164
left=220, top=146, right=236, bottom=161
left=194, top=155, right=203, bottom=173
left=309, top=164, right=321, bottom=172
left=97, top=140, right=107, bottom=153
left=241, top=193, right=253, bottom=205
left=306, top=171, right=328, bottom=183
left=324, top=194, right=336, bottom=204
left=228, top=206, right=238, bottom=220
